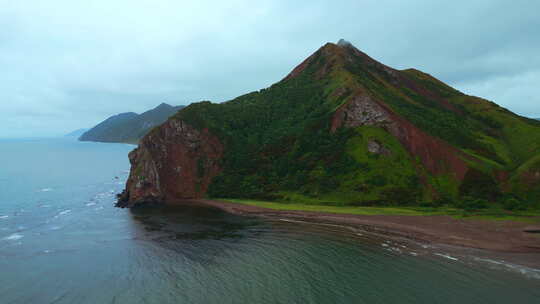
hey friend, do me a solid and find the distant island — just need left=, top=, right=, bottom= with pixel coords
left=79, top=103, right=184, bottom=144
left=65, top=128, right=88, bottom=137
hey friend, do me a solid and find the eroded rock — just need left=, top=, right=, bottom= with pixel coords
left=332, top=92, right=471, bottom=180
left=367, top=140, right=391, bottom=156
left=119, top=119, right=224, bottom=207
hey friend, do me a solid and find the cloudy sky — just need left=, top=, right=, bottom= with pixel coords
left=1, top=0, right=539, bottom=138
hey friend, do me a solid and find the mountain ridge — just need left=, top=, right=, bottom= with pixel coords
left=64, top=128, right=88, bottom=137
left=80, top=103, right=184, bottom=144
left=117, top=41, right=540, bottom=209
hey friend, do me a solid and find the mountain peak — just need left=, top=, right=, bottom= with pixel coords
left=284, top=39, right=385, bottom=81
left=156, top=102, right=172, bottom=109
left=337, top=38, right=353, bottom=48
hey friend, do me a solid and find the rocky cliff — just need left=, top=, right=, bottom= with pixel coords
left=117, top=119, right=223, bottom=207
left=118, top=40, right=540, bottom=208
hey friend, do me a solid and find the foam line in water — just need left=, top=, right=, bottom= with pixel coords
left=54, top=210, right=71, bottom=218
left=434, top=253, right=459, bottom=261
left=3, top=233, right=23, bottom=241
left=473, top=257, right=540, bottom=279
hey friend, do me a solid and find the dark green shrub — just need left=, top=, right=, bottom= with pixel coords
left=433, top=195, right=455, bottom=207
left=419, top=201, right=436, bottom=207
left=381, top=187, right=420, bottom=205
left=456, top=196, right=489, bottom=211
left=502, top=198, right=526, bottom=211
left=366, top=175, right=387, bottom=187
left=459, top=169, right=500, bottom=200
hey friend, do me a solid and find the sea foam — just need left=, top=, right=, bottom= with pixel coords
left=3, top=233, right=23, bottom=241
left=55, top=210, right=71, bottom=218
left=434, top=253, right=459, bottom=261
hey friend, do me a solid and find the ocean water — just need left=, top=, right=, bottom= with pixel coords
left=0, top=138, right=539, bottom=304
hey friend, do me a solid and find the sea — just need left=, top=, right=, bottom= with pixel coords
left=0, top=138, right=539, bottom=304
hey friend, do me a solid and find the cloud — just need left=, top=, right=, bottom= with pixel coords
left=1, top=0, right=539, bottom=137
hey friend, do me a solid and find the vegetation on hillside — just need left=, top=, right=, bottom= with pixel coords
left=167, top=43, right=540, bottom=211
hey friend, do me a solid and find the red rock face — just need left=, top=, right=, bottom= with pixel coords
left=332, top=92, right=471, bottom=180
left=121, top=119, right=223, bottom=206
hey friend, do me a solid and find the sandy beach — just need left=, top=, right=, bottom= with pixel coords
left=168, top=199, right=540, bottom=268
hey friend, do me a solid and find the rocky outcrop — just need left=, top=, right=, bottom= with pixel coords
left=331, top=93, right=398, bottom=132
left=331, top=92, right=471, bottom=180
left=117, top=119, right=223, bottom=207
left=367, top=140, right=391, bottom=156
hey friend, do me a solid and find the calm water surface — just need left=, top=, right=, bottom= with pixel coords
left=0, top=138, right=539, bottom=304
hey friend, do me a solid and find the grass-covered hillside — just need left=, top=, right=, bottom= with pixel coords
left=139, top=41, right=540, bottom=210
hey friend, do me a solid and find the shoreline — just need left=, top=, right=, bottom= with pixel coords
left=173, top=199, right=540, bottom=268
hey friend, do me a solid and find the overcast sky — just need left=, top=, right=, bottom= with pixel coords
left=1, top=0, right=539, bottom=138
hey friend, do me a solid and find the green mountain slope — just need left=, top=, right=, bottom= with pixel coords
left=80, top=103, right=184, bottom=144
left=120, top=40, right=540, bottom=209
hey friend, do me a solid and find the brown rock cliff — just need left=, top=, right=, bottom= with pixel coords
left=117, top=119, right=223, bottom=207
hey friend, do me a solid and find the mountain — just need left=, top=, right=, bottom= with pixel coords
left=117, top=40, right=540, bottom=209
left=79, top=103, right=184, bottom=144
left=64, top=128, right=88, bottom=137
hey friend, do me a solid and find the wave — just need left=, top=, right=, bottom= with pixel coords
left=434, top=253, right=459, bottom=261
left=473, top=257, right=540, bottom=280
left=40, top=188, right=53, bottom=192
left=0, top=215, right=8, bottom=219
left=54, top=210, right=71, bottom=218
left=3, top=233, right=23, bottom=241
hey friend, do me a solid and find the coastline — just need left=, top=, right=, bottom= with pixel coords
left=173, top=199, right=540, bottom=267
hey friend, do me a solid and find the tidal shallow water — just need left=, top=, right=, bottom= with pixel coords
left=0, top=138, right=539, bottom=304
